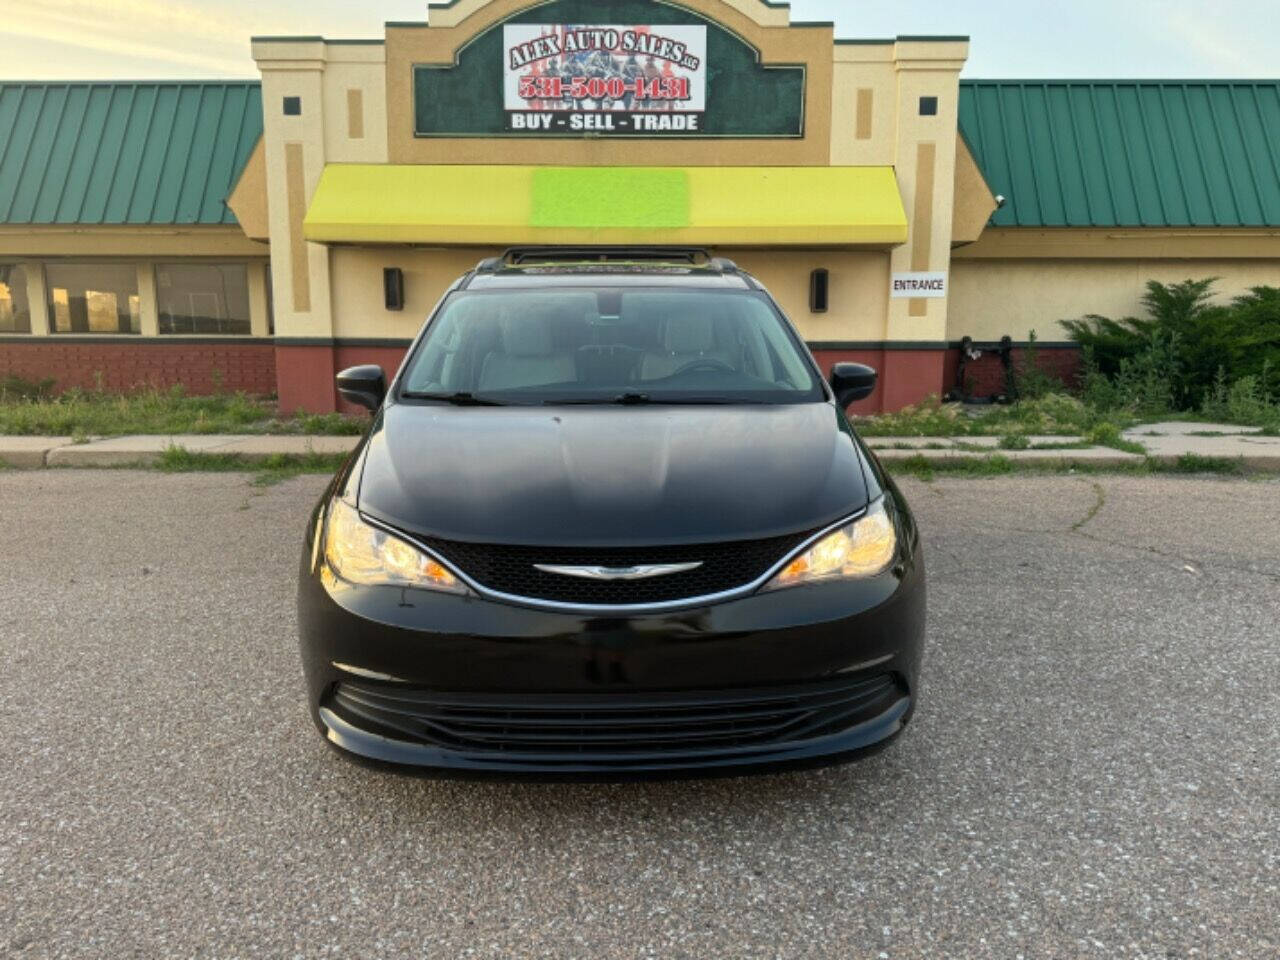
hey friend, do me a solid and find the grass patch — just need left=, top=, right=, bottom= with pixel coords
left=888, top=453, right=1017, bottom=481
left=0, top=384, right=366, bottom=437
left=884, top=452, right=1248, bottom=481
left=251, top=452, right=352, bottom=487
left=1083, top=422, right=1147, bottom=454
left=153, top=445, right=349, bottom=485
left=1161, top=453, right=1244, bottom=475
left=1029, top=440, right=1091, bottom=451
left=854, top=393, right=1132, bottom=439
left=154, top=446, right=249, bottom=472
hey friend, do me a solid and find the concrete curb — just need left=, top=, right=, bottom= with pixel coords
left=3, top=433, right=1278, bottom=472
left=870, top=447, right=1146, bottom=468
left=3, top=434, right=361, bottom=468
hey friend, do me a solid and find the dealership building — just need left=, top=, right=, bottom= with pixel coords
left=1, top=0, right=1278, bottom=412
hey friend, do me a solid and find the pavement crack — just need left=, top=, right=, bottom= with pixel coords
left=1070, top=480, right=1106, bottom=532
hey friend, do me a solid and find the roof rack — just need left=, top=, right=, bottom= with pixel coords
left=475, top=246, right=739, bottom=273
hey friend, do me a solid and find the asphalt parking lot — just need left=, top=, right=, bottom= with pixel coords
left=2, top=470, right=1278, bottom=958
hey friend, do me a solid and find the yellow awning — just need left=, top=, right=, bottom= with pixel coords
left=303, top=165, right=908, bottom=247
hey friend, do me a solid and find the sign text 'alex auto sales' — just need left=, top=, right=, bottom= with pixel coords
left=503, top=24, right=707, bottom=134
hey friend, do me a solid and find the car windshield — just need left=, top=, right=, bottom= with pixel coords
left=399, top=287, right=823, bottom=405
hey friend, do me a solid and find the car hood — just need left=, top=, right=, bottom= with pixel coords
left=357, top=401, right=869, bottom=546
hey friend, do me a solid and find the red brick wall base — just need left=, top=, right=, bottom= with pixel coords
left=809, top=349, right=948, bottom=415
left=941, top=346, right=1083, bottom=400
left=1, top=339, right=1083, bottom=414
left=275, top=345, right=337, bottom=415
left=0, top=338, right=276, bottom=395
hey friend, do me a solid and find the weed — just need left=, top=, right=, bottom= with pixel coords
left=152, top=445, right=349, bottom=484
left=1072, top=481, right=1106, bottom=531
left=1162, top=454, right=1244, bottom=475
left=0, top=374, right=55, bottom=401
left=0, top=385, right=365, bottom=437
left=1012, top=330, right=1064, bottom=401
left=888, top=454, right=1018, bottom=481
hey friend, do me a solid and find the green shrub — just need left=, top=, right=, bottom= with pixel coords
left=1202, top=367, right=1280, bottom=428
left=1085, top=422, right=1121, bottom=446
left=998, top=433, right=1029, bottom=450
left=0, top=374, right=56, bottom=401
left=1112, top=331, right=1178, bottom=417
left=1062, top=279, right=1280, bottom=411
left=852, top=396, right=968, bottom=437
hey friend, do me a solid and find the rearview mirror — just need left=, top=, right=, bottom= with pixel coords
left=830, top=362, right=877, bottom=407
left=336, top=364, right=386, bottom=412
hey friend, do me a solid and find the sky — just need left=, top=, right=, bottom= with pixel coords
left=1, top=0, right=1277, bottom=81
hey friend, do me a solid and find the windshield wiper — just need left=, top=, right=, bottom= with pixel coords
left=400, top=391, right=506, bottom=406
left=550, top=392, right=650, bottom=405
left=549, top=393, right=764, bottom=406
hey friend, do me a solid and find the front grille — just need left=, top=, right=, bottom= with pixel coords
left=410, top=529, right=816, bottom=606
left=328, top=674, right=905, bottom=762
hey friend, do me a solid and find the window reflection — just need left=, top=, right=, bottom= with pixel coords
left=45, top=263, right=140, bottom=334
left=157, top=263, right=251, bottom=335
left=0, top=263, right=31, bottom=333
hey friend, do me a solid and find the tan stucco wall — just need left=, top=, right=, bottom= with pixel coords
left=956, top=227, right=1280, bottom=261
left=253, top=40, right=388, bottom=340
left=730, top=250, right=890, bottom=341
left=951, top=137, right=996, bottom=245
left=883, top=41, right=967, bottom=343
left=316, top=246, right=943, bottom=349
left=0, top=226, right=266, bottom=259
left=320, top=48, right=389, bottom=163
left=830, top=45, right=898, bottom=167
left=329, top=246, right=890, bottom=342
left=228, top=139, right=270, bottom=241
left=949, top=258, right=1280, bottom=342
left=331, top=247, right=499, bottom=339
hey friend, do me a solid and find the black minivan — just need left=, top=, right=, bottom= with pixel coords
left=297, top=248, right=925, bottom=778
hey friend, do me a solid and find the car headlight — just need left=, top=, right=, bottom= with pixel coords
left=324, top=499, right=466, bottom=594
left=764, top=498, right=897, bottom=591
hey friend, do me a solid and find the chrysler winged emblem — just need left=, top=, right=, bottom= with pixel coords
left=533, top=562, right=703, bottom=581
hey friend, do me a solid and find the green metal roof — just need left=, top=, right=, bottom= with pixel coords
left=0, top=81, right=262, bottom=226
left=959, top=81, right=1280, bottom=228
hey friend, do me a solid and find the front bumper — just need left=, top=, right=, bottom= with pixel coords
left=296, top=496, right=926, bottom=780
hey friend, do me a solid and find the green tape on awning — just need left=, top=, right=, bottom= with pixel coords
left=530, top=167, right=690, bottom=229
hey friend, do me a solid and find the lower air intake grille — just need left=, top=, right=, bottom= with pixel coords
left=328, top=674, right=905, bottom=762
left=409, top=529, right=816, bottom=605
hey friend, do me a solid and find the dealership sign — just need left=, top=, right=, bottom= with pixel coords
left=504, top=25, right=707, bottom=134
left=891, top=272, right=948, bottom=298
left=413, top=2, right=805, bottom=140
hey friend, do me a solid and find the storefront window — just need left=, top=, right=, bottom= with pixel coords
left=46, top=263, right=140, bottom=334
left=156, top=263, right=252, bottom=335
left=0, top=263, right=31, bottom=333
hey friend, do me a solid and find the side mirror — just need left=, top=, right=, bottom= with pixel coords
left=830, top=362, right=877, bottom=407
left=336, top=364, right=386, bottom=412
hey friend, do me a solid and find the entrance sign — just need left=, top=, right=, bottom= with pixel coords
left=891, top=272, right=948, bottom=298
left=504, top=25, right=707, bottom=134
